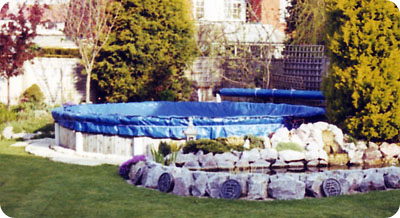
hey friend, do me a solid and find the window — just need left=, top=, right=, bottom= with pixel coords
left=194, top=0, right=205, bottom=20
left=225, top=0, right=242, bottom=20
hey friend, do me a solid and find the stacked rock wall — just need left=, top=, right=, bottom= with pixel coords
left=128, top=160, right=400, bottom=200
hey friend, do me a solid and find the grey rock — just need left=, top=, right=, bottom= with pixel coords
left=271, top=158, right=287, bottom=168
left=183, top=160, right=201, bottom=170
left=229, top=173, right=250, bottom=196
left=128, top=161, right=146, bottom=183
left=259, top=148, right=278, bottom=161
left=215, top=152, right=239, bottom=163
left=380, top=143, right=400, bottom=158
left=141, top=163, right=166, bottom=189
left=175, top=153, right=197, bottom=165
left=384, top=167, right=400, bottom=189
left=216, top=158, right=235, bottom=170
left=206, top=173, right=229, bottom=198
left=247, top=174, right=269, bottom=200
left=305, top=173, right=327, bottom=197
left=287, top=161, right=304, bottom=168
left=191, top=172, right=208, bottom=197
left=250, top=159, right=271, bottom=168
left=359, top=169, right=386, bottom=192
left=278, top=150, right=305, bottom=162
left=172, top=168, right=193, bottom=196
left=235, top=159, right=250, bottom=169
left=241, top=148, right=261, bottom=163
left=307, top=160, right=319, bottom=167
left=268, top=174, right=305, bottom=200
left=199, top=153, right=217, bottom=170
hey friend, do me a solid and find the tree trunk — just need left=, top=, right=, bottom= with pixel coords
left=7, top=77, right=10, bottom=109
left=86, top=71, right=91, bottom=103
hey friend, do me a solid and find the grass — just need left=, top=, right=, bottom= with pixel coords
left=0, top=140, right=399, bottom=218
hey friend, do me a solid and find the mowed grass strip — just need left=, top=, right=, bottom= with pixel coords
left=0, top=140, right=399, bottom=218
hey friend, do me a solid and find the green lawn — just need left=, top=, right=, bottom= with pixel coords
left=0, top=140, right=399, bottom=218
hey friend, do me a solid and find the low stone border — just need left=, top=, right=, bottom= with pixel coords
left=127, top=160, right=400, bottom=200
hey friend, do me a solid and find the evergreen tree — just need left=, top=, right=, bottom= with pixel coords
left=92, top=0, right=197, bottom=102
left=323, top=0, right=400, bottom=142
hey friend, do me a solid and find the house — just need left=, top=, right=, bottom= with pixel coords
left=189, top=0, right=288, bottom=101
left=0, top=0, right=84, bottom=105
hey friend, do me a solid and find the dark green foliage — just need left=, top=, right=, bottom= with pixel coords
left=323, top=0, right=400, bottom=142
left=285, top=0, right=327, bottom=45
left=183, top=137, right=247, bottom=154
left=158, top=141, right=171, bottom=157
left=183, top=139, right=227, bottom=154
left=93, top=0, right=198, bottom=102
left=38, top=47, right=80, bottom=58
left=20, top=84, right=44, bottom=103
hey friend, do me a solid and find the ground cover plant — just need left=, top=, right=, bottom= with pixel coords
left=1, top=140, right=399, bottom=218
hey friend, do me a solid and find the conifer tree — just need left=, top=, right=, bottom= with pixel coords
left=323, top=0, right=400, bottom=142
left=92, top=0, right=197, bottom=102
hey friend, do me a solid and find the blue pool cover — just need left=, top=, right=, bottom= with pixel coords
left=52, top=101, right=325, bottom=139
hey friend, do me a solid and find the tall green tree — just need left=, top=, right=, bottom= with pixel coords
left=323, top=0, right=400, bottom=142
left=285, top=0, right=327, bottom=45
left=92, top=0, right=197, bottom=102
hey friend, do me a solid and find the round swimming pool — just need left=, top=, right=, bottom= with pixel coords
left=52, top=101, right=325, bottom=139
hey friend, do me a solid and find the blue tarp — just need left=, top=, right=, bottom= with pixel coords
left=52, top=101, right=325, bottom=139
left=220, top=88, right=325, bottom=100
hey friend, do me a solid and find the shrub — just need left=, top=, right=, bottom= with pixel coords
left=158, top=141, right=171, bottom=157
left=275, top=142, right=304, bottom=152
left=323, top=0, right=400, bottom=142
left=93, top=0, right=198, bottom=102
left=183, top=139, right=230, bottom=154
left=20, top=84, right=44, bottom=104
left=0, top=103, right=16, bottom=123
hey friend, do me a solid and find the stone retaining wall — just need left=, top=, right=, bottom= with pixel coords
left=127, top=160, right=400, bottom=200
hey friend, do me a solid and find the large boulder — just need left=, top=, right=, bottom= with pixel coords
left=380, top=143, right=400, bottom=158
left=305, top=173, right=327, bottom=198
left=2, top=126, right=14, bottom=140
left=247, top=174, right=269, bottom=200
left=343, top=170, right=365, bottom=193
left=268, top=174, right=305, bottom=200
left=384, top=167, right=400, bottom=189
left=128, top=161, right=147, bottom=184
left=359, top=169, right=386, bottom=192
left=250, top=159, right=271, bottom=168
left=271, top=127, right=290, bottom=148
left=206, top=173, right=229, bottom=198
left=348, top=149, right=364, bottom=165
left=215, top=152, right=239, bottom=163
left=235, top=159, right=250, bottom=169
left=328, top=154, right=349, bottom=166
left=259, top=148, right=278, bottom=161
left=175, top=153, right=197, bottom=165
left=363, top=147, right=383, bottom=166
left=241, top=148, right=261, bottom=163
left=229, top=173, right=250, bottom=197
left=199, top=153, right=217, bottom=170
left=141, top=162, right=166, bottom=189
left=278, top=150, right=305, bottom=162
left=171, top=168, right=193, bottom=196
left=191, top=172, right=209, bottom=197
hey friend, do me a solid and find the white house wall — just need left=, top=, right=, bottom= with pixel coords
left=0, top=57, right=84, bottom=105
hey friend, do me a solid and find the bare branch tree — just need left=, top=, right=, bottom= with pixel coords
left=194, top=0, right=284, bottom=92
left=64, top=0, right=120, bottom=103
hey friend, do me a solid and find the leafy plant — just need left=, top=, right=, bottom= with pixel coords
left=20, top=84, right=45, bottom=104
left=275, top=142, right=304, bottom=152
left=158, top=141, right=171, bottom=157
left=151, top=147, right=165, bottom=165
left=323, top=0, right=400, bottom=142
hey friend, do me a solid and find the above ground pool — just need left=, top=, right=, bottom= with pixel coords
left=52, top=101, right=325, bottom=140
